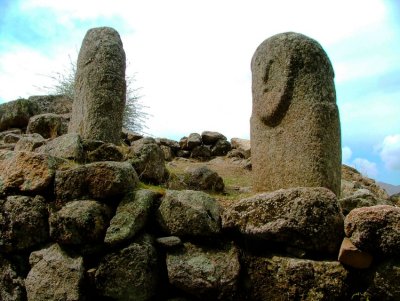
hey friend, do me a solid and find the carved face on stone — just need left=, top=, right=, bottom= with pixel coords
left=251, top=32, right=333, bottom=127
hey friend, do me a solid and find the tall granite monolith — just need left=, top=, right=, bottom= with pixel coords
left=69, top=27, right=126, bottom=144
left=250, top=32, right=341, bottom=195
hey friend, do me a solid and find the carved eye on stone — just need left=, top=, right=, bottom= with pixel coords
left=257, top=57, right=294, bottom=127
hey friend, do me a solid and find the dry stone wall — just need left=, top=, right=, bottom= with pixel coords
left=0, top=29, right=398, bottom=300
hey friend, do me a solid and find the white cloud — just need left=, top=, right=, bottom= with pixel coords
left=352, top=158, right=378, bottom=179
left=379, top=134, right=400, bottom=170
left=342, top=146, right=352, bottom=164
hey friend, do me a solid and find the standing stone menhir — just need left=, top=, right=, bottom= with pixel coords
left=250, top=32, right=341, bottom=195
left=69, top=27, right=126, bottom=145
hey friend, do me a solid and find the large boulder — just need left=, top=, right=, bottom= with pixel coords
left=182, top=166, right=224, bottom=192
left=0, top=255, right=26, bottom=301
left=95, top=234, right=159, bottom=301
left=55, top=161, right=138, bottom=203
left=157, top=190, right=222, bottom=237
left=0, top=151, right=64, bottom=195
left=0, top=195, right=48, bottom=253
left=211, top=139, right=231, bottom=156
left=128, top=138, right=169, bottom=184
left=186, top=133, right=202, bottom=150
left=105, top=190, right=157, bottom=246
left=35, top=133, right=84, bottom=162
left=222, top=187, right=344, bottom=254
left=166, top=242, right=240, bottom=300
left=86, top=142, right=124, bottom=162
left=0, top=98, right=39, bottom=131
left=230, top=138, right=251, bottom=159
left=344, top=205, right=400, bottom=256
left=50, top=200, right=112, bottom=245
left=243, top=254, right=349, bottom=301
left=25, top=244, right=85, bottom=301
left=201, top=131, right=226, bottom=145
left=28, top=94, right=73, bottom=115
left=26, top=113, right=69, bottom=139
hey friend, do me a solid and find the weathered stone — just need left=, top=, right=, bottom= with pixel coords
left=0, top=129, right=22, bottom=141
left=26, top=113, right=69, bottom=139
left=55, top=161, right=138, bottom=203
left=391, top=192, right=400, bottom=206
left=157, top=138, right=180, bottom=151
left=190, top=145, right=211, bottom=160
left=128, top=138, right=168, bottom=184
left=344, top=205, right=400, bottom=256
left=25, top=244, right=85, bottom=301
left=35, top=133, right=84, bottom=162
left=243, top=254, right=349, bottom=301
left=14, top=134, right=45, bottom=151
left=250, top=32, right=341, bottom=195
left=0, top=255, right=25, bottom=301
left=156, top=236, right=182, bottom=248
left=0, top=98, right=39, bottom=131
left=230, top=138, right=251, bottom=159
left=179, top=137, right=189, bottom=150
left=50, top=200, right=112, bottom=245
left=201, top=131, right=227, bottom=145
left=186, top=133, right=202, bottom=150
left=158, top=190, right=222, bottom=237
left=365, top=259, right=400, bottom=300
left=0, top=151, right=63, bottom=194
left=338, top=237, right=373, bottom=269
left=211, top=139, right=231, bottom=156
left=95, top=234, right=158, bottom=301
left=28, top=94, right=73, bottom=115
left=176, top=149, right=190, bottom=158
left=166, top=242, right=240, bottom=300
left=183, top=166, right=224, bottom=192
left=160, top=145, right=174, bottom=161
left=122, top=128, right=143, bottom=145
left=339, top=189, right=393, bottom=216
left=69, top=27, right=126, bottom=144
left=3, top=134, right=20, bottom=144
left=105, top=190, right=157, bottom=246
left=0, top=195, right=48, bottom=253
left=341, top=165, right=389, bottom=200
left=222, top=187, right=344, bottom=254
left=86, top=142, right=123, bottom=162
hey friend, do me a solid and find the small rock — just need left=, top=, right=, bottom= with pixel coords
left=339, top=189, right=393, bottom=216
left=338, top=237, right=373, bottom=269
left=183, top=166, right=224, bottom=192
left=156, top=236, right=182, bottom=248
left=3, top=133, right=20, bottom=144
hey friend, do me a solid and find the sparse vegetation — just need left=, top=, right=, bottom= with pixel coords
left=41, top=57, right=149, bottom=134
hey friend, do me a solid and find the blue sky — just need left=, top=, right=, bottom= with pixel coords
left=0, top=0, right=399, bottom=185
